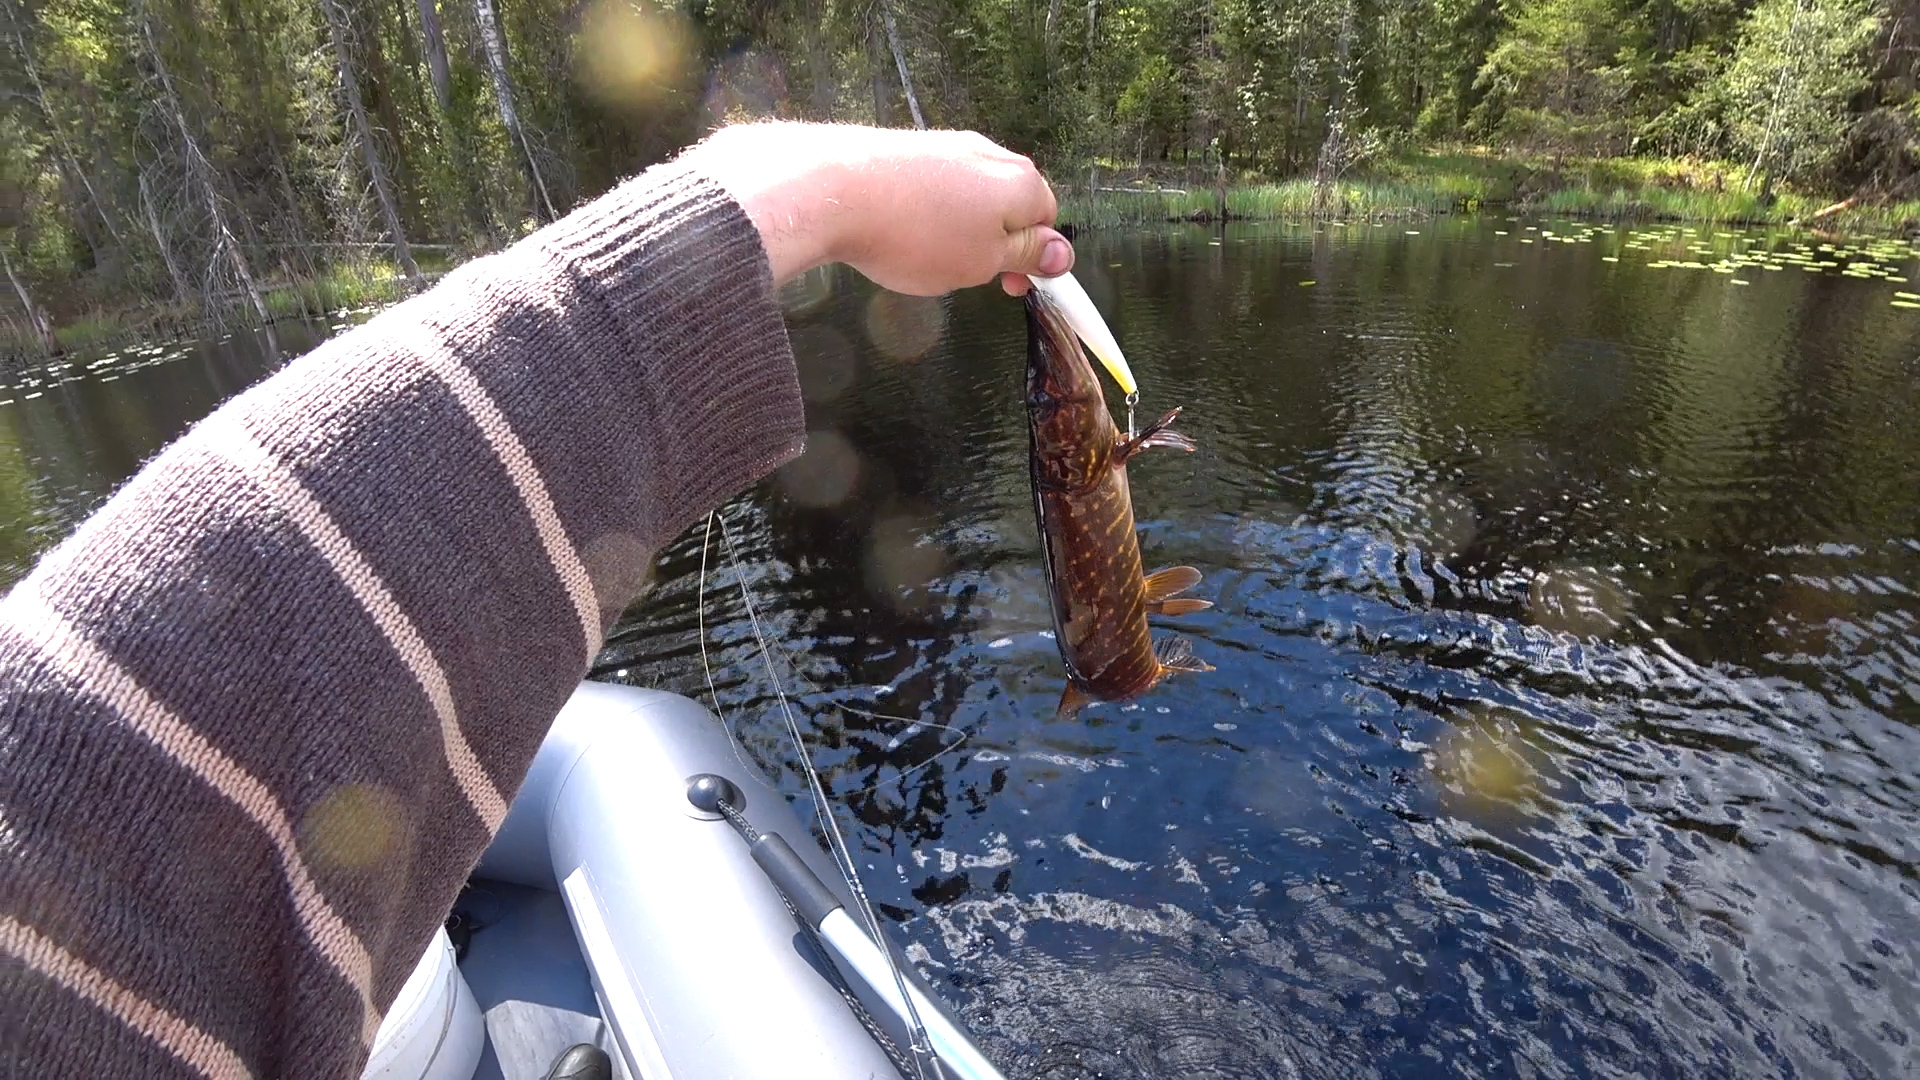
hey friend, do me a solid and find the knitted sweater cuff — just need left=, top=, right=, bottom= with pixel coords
left=536, top=159, right=806, bottom=549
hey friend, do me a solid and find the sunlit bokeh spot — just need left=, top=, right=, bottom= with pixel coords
left=574, top=0, right=694, bottom=109
left=1528, top=563, right=1631, bottom=638
left=169, top=564, right=246, bottom=630
left=776, top=429, right=860, bottom=507
left=1431, top=709, right=1535, bottom=816
left=791, top=325, right=858, bottom=404
left=864, top=291, right=946, bottom=361
left=301, top=783, right=405, bottom=870
left=1768, top=577, right=1858, bottom=655
left=779, top=264, right=838, bottom=315
left=701, top=50, right=788, bottom=127
left=1479, top=437, right=1553, bottom=492
left=965, top=565, right=1054, bottom=647
left=581, top=530, right=653, bottom=617
left=865, top=513, right=946, bottom=608
left=1227, top=745, right=1323, bottom=825
left=1407, top=486, right=1478, bottom=561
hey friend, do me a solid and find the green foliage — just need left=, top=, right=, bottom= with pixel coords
left=3, top=0, right=1918, bottom=351
left=1709, top=0, right=1881, bottom=188
left=1473, top=0, right=1637, bottom=157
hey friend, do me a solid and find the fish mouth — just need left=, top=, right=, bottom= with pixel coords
left=1026, top=271, right=1137, bottom=397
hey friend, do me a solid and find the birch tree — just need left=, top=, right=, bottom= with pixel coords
left=879, top=0, right=927, bottom=128
left=7, top=13, right=125, bottom=254
left=4, top=251, right=58, bottom=354
left=320, top=0, right=423, bottom=285
left=1717, top=0, right=1881, bottom=193
left=473, top=0, right=555, bottom=220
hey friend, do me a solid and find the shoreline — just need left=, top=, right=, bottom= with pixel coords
left=1060, top=150, right=1920, bottom=235
left=2, top=261, right=433, bottom=363
left=11, top=150, right=1918, bottom=362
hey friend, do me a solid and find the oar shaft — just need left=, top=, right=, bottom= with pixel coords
left=817, top=909, right=1007, bottom=1080
left=746, top=831, right=1006, bottom=1080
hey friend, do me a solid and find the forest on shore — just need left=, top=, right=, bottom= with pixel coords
left=5, top=0, right=1920, bottom=351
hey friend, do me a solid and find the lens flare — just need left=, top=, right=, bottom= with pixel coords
left=777, top=429, right=861, bottom=508
left=864, top=291, right=946, bottom=362
left=1430, top=709, right=1537, bottom=821
left=301, top=783, right=406, bottom=870
left=866, top=514, right=947, bottom=609
left=791, top=325, right=858, bottom=404
left=1528, top=564, right=1632, bottom=638
left=574, top=0, right=693, bottom=109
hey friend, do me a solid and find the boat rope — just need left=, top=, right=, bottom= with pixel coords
left=708, top=507, right=946, bottom=1080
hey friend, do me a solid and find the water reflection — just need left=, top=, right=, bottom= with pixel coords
left=0, top=321, right=334, bottom=582
left=620, top=219, right=1919, bottom=1078
left=4, top=220, right=1918, bottom=1077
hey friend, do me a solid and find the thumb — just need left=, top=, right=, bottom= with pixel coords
left=1002, top=225, right=1074, bottom=283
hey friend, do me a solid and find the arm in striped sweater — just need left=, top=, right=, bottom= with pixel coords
left=0, top=158, right=803, bottom=1079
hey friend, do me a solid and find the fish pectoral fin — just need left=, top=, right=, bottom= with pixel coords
left=1055, top=681, right=1095, bottom=721
left=1142, top=565, right=1203, bottom=603
left=1154, top=635, right=1214, bottom=675
left=1118, top=407, right=1198, bottom=462
left=1149, top=598, right=1213, bottom=616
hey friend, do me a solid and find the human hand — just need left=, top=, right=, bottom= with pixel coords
left=684, top=123, right=1073, bottom=297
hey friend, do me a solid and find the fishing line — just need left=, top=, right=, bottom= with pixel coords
left=696, top=511, right=765, bottom=782
left=710, top=506, right=945, bottom=1080
left=695, top=509, right=970, bottom=796
left=820, top=699, right=970, bottom=798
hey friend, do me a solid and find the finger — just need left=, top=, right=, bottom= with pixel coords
left=1001, top=225, right=1073, bottom=281
left=1000, top=271, right=1032, bottom=296
left=1001, top=167, right=1059, bottom=232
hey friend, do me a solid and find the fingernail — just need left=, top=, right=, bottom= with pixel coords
left=1039, top=237, right=1071, bottom=276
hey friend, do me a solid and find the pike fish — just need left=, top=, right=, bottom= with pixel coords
left=1024, top=274, right=1212, bottom=718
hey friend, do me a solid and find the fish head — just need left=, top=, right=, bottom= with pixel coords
left=1025, top=287, right=1121, bottom=462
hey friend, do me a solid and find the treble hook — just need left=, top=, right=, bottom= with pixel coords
left=1125, top=390, right=1139, bottom=440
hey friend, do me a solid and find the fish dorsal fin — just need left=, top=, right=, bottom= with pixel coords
left=1154, top=635, right=1214, bottom=675
left=1055, top=681, right=1094, bottom=721
left=1143, top=565, right=1203, bottom=603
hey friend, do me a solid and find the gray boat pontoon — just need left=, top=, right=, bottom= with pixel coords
left=359, top=267, right=1146, bottom=1080
left=358, top=680, right=1005, bottom=1080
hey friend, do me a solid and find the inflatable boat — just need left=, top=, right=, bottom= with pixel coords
left=359, top=680, right=1006, bottom=1080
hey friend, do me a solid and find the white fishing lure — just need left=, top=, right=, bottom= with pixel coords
left=1028, top=270, right=1138, bottom=398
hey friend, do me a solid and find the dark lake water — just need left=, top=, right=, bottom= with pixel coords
left=5, top=219, right=1917, bottom=1078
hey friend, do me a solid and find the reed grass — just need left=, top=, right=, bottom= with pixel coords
left=1533, top=186, right=1920, bottom=231
left=262, top=260, right=408, bottom=319
left=2, top=257, right=423, bottom=364
left=1060, top=177, right=1475, bottom=228
left=1, top=312, right=170, bottom=361
left=1061, top=146, right=1920, bottom=234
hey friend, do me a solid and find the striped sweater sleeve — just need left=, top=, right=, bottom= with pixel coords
left=0, top=159, right=804, bottom=1078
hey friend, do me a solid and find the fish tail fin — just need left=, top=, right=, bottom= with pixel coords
left=1055, top=680, right=1095, bottom=721
left=1120, top=407, right=1197, bottom=461
left=1154, top=635, right=1214, bottom=676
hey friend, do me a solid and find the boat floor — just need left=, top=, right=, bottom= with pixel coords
left=451, top=879, right=631, bottom=1080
